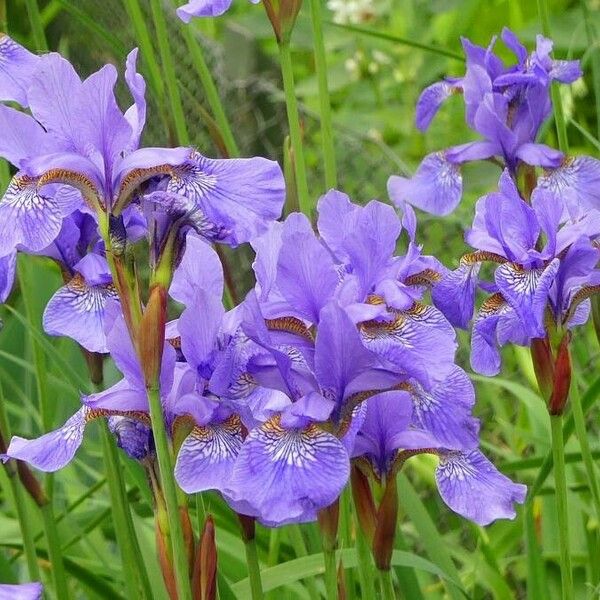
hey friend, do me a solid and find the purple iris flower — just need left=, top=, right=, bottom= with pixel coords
left=433, top=170, right=600, bottom=375
left=224, top=293, right=390, bottom=526
left=4, top=302, right=176, bottom=471
left=177, top=0, right=260, bottom=21
left=388, top=28, right=581, bottom=215
left=0, top=582, right=43, bottom=600
left=251, top=191, right=457, bottom=388
left=0, top=38, right=285, bottom=263
left=352, top=391, right=526, bottom=526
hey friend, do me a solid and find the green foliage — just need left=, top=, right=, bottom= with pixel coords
left=2, top=0, right=600, bottom=598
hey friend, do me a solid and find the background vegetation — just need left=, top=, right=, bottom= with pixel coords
left=1, top=0, right=600, bottom=598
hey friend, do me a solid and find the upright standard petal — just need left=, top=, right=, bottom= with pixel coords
left=6, top=408, right=90, bottom=471
left=167, top=150, right=285, bottom=246
left=170, top=233, right=224, bottom=307
left=435, top=449, right=527, bottom=526
left=175, top=414, right=243, bottom=494
left=0, top=104, right=48, bottom=168
left=0, top=34, right=40, bottom=105
left=228, top=416, right=350, bottom=526
left=431, top=263, right=479, bottom=329
left=388, top=153, right=462, bottom=216
left=415, top=80, right=459, bottom=131
left=123, top=48, right=147, bottom=152
left=275, top=213, right=339, bottom=323
left=0, top=175, right=62, bottom=256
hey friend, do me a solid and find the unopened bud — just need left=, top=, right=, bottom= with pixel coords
left=139, top=285, right=167, bottom=388
left=238, top=513, right=256, bottom=543
left=350, top=465, right=377, bottom=543
left=262, top=0, right=303, bottom=43
left=317, top=500, right=340, bottom=553
left=372, top=477, right=398, bottom=571
left=549, top=332, right=572, bottom=416
left=530, top=337, right=554, bottom=402
left=192, top=515, right=217, bottom=600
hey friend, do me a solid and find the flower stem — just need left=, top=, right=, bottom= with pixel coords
left=322, top=546, right=338, bottom=600
left=308, top=0, right=337, bottom=189
left=147, top=385, right=193, bottom=600
left=377, top=568, right=396, bottom=600
left=24, top=0, right=48, bottom=52
left=550, top=414, right=573, bottom=600
left=243, top=537, right=264, bottom=600
left=537, top=0, right=569, bottom=152
left=278, top=40, right=311, bottom=215
left=149, top=0, right=190, bottom=146
left=99, top=420, right=153, bottom=599
left=0, top=384, right=40, bottom=582
left=569, top=381, right=600, bottom=524
left=355, top=526, right=377, bottom=599
left=40, top=501, right=71, bottom=599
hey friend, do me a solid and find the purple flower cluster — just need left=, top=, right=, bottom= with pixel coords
left=0, top=30, right=532, bottom=539
left=388, top=28, right=582, bottom=215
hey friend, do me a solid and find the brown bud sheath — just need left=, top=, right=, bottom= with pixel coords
left=192, top=515, right=217, bottom=600
left=182, top=506, right=196, bottom=573
left=238, top=513, right=256, bottom=543
left=549, top=332, right=572, bottom=416
left=155, top=512, right=178, bottom=600
left=372, top=477, right=399, bottom=571
left=318, top=500, right=340, bottom=553
left=262, top=0, right=303, bottom=43
left=530, top=337, right=554, bottom=402
left=337, top=558, right=347, bottom=600
left=139, top=285, right=167, bottom=388
left=350, top=465, right=377, bottom=544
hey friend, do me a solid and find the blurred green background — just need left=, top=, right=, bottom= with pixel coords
left=2, top=1, right=600, bottom=598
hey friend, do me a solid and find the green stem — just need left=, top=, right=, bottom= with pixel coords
left=147, top=386, right=193, bottom=600
left=537, top=0, right=569, bottom=152
left=278, top=40, right=311, bottom=215
left=322, top=546, right=338, bottom=600
left=308, top=0, right=337, bottom=189
left=99, top=420, right=153, bottom=599
left=569, top=381, right=600, bottom=524
left=0, top=383, right=40, bottom=581
left=24, top=0, right=48, bottom=52
left=286, top=526, right=319, bottom=600
left=149, top=0, right=190, bottom=145
left=40, top=502, right=71, bottom=599
left=550, top=414, right=573, bottom=600
left=178, top=21, right=240, bottom=157
left=243, top=537, right=264, bottom=600
left=377, top=568, right=396, bottom=600
left=355, top=527, right=377, bottom=599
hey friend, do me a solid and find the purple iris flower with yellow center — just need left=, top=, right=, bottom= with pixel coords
left=252, top=190, right=457, bottom=389
left=433, top=170, right=600, bottom=376
left=388, top=28, right=581, bottom=215
left=0, top=37, right=285, bottom=260
left=177, top=0, right=260, bottom=21
left=352, top=381, right=526, bottom=526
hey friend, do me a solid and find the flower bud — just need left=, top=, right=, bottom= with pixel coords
left=372, top=477, right=398, bottom=571
left=549, top=332, right=572, bottom=416
left=139, top=285, right=167, bottom=388
left=318, top=500, right=340, bottom=553
left=238, top=514, right=256, bottom=543
left=192, top=515, right=217, bottom=600
left=262, top=0, right=303, bottom=43
left=350, top=465, right=377, bottom=543
left=530, top=337, right=554, bottom=402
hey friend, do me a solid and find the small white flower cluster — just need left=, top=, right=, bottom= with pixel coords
left=327, top=0, right=380, bottom=25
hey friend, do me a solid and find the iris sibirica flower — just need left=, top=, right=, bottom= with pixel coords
left=433, top=170, right=600, bottom=378
left=388, top=28, right=582, bottom=215
left=177, top=0, right=260, bottom=21
left=0, top=582, right=43, bottom=600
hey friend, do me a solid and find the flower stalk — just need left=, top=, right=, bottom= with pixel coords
left=239, top=515, right=264, bottom=600
left=318, top=501, right=340, bottom=600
